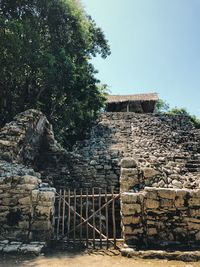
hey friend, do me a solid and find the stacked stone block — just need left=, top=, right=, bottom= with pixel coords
left=0, top=161, right=55, bottom=242
left=120, top=158, right=200, bottom=247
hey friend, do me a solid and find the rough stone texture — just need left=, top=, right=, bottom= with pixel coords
left=2, top=110, right=200, bottom=191
left=0, top=160, right=55, bottom=242
left=121, top=186, right=200, bottom=247
left=2, top=109, right=200, bottom=247
left=121, top=248, right=200, bottom=261
left=53, top=112, right=200, bottom=191
left=0, top=240, right=46, bottom=255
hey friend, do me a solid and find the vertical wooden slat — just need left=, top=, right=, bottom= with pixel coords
left=67, top=189, right=71, bottom=239
left=80, top=188, right=83, bottom=242
left=86, top=188, right=89, bottom=248
left=105, top=188, right=109, bottom=249
left=56, top=189, right=62, bottom=239
left=99, top=188, right=102, bottom=248
left=92, top=187, right=95, bottom=249
left=112, top=187, right=116, bottom=249
left=73, top=189, right=76, bottom=242
left=62, top=189, right=66, bottom=236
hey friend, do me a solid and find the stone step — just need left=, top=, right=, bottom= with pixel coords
left=185, top=163, right=200, bottom=168
left=0, top=241, right=46, bottom=255
left=187, top=168, right=200, bottom=173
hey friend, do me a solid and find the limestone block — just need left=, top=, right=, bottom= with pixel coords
left=2, top=197, right=18, bottom=206
left=32, top=190, right=39, bottom=202
left=145, top=199, right=159, bottom=209
left=124, top=226, right=143, bottom=235
left=147, top=228, right=157, bottom=236
left=38, top=191, right=55, bottom=202
left=188, top=198, right=200, bottom=207
left=120, top=177, right=139, bottom=192
left=171, top=180, right=183, bottom=189
left=158, top=189, right=176, bottom=200
left=17, top=184, right=37, bottom=191
left=21, top=175, right=40, bottom=185
left=121, top=168, right=138, bottom=177
left=120, top=158, right=137, bottom=168
left=142, top=167, right=159, bottom=178
left=121, top=192, right=139, bottom=203
left=37, top=201, right=54, bottom=207
left=18, top=196, right=31, bottom=205
left=187, top=222, right=200, bottom=230
left=122, top=216, right=141, bottom=225
left=190, top=189, right=200, bottom=198
left=35, top=206, right=53, bottom=217
left=122, top=203, right=141, bottom=215
left=145, top=190, right=158, bottom=200
left=160, top=199, right=174, bottom=208
left=175, top=197, right=185, bottom=208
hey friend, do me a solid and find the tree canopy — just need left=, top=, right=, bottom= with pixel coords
left=0, top=0, right=110, bottom=148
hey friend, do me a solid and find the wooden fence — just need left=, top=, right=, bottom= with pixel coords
left=54, top=187, right=122, bottom=249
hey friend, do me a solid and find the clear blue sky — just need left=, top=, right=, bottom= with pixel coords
left=82, top=0, right=200, bottom=117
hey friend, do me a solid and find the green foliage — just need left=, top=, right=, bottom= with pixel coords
left=156, top=100, right=200, bottom=129
left=0, top=0, right=110, bottom=148
left=155, top=99, right=170, bottom=113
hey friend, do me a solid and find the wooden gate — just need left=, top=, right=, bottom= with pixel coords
left=54, top=187, right=122, bottom=249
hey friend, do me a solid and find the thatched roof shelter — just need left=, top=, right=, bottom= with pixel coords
left=105, top=93, right=159, bottom=113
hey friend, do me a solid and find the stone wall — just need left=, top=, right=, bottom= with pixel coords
left=120, top=158, right=200, bottom=248
left=0, top=160, right=55, bottom=242
left=0, top=109, right=56, bottom=242
left=1, top=110, right=200, bottom=191
left=60, top=112, right=200, bottom=191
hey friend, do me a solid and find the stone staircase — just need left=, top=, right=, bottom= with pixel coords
left=185, top=154, right=200, bottom=173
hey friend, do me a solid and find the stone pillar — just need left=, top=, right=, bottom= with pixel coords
left=120, top=157, right=144, bottom=246
left=120, top=157, right=139, bottom=193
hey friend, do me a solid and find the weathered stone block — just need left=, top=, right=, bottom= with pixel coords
left=121, top=168, right=138, bottom=177
left=145, top=199, right=159, bottom=209
left=21, top=175, right=40, bottom=185
left=142, top=167, right=159, bottom=178
left=120, top=158, right=137, bottom=168
left=175, top=197, right=185, bottom=208
left=18, top=197, right=31, bottom=206
left=147, top=228, right=157, bottom=236
left=122, top=216, right=141, bottom=225
left=158, top=188, right=176, bottom=200
left=160, top=199, right=174, bottom=208
left=122, top=203, right=141, bottom=215
left=121, top=193, right=139, bottom=203
left=188, top=198, right=200, bottom=207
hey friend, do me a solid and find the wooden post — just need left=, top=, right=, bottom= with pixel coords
left=67, top=189, right=71, bottom=239
left=86, top=188, right=89, bottom=248
left=127, top=101, right=130, bottom=112
left=99, top=188, right=102, bottom=248
left=56, top=189, right=62, bottom=239
left=112, top=187, right=116, bottom=249
left=105, top=188, right=109, bottom=249
left=80, top=188, right=83, bottom=242
left=92, top=187, right=95, bottom=249
left=62, top=189, right=66, bottom=236
left=73, top=189, right=76, bottom=242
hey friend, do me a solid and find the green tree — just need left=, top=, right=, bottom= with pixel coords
left=0, top=0, right=110, bottom=148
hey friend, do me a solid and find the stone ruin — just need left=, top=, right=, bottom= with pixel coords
left=1, top=109, right=200, bottom=248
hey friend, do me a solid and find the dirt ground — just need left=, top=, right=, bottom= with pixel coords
left=1, top=250, right=200, bottom=267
